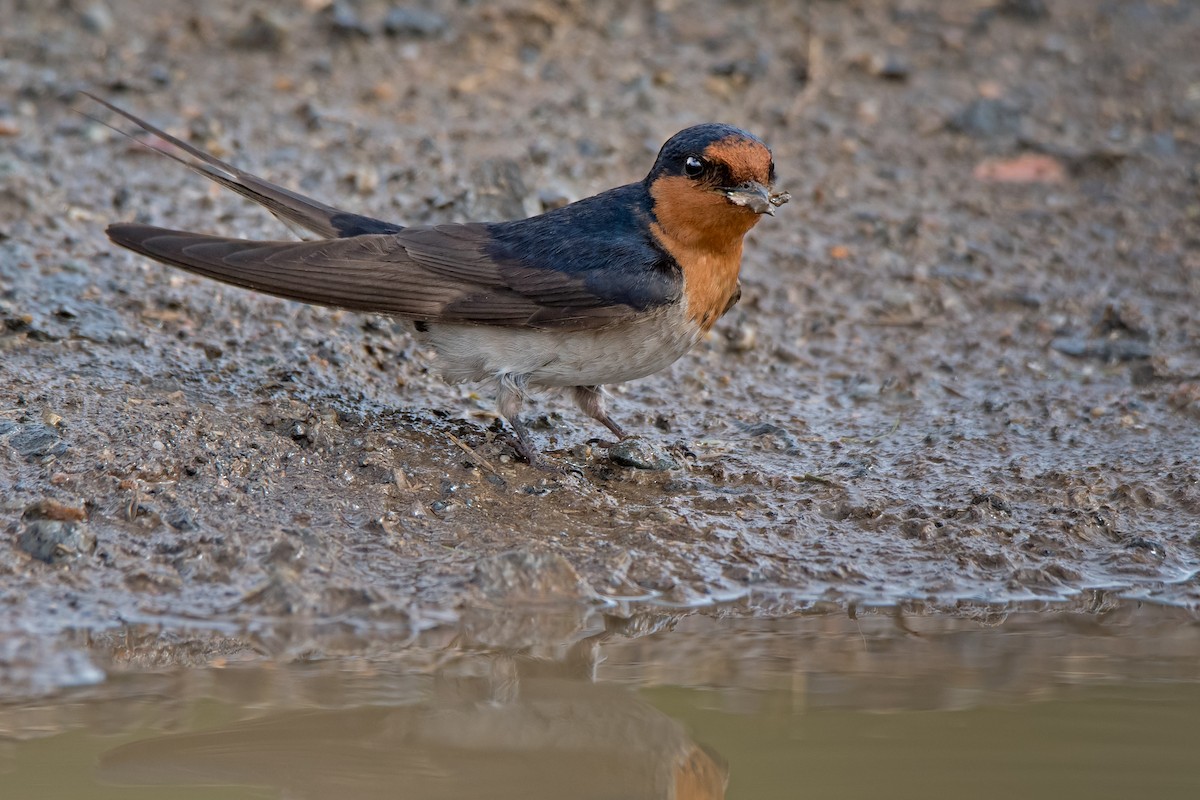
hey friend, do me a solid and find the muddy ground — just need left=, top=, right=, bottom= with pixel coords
left=1, top=0, right=1199, bottom=695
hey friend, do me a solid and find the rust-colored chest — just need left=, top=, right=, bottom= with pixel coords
left=649, top=176, right=758, bottom=332
left=656, top=232, right=743, bottom=331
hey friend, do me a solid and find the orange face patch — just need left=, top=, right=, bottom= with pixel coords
left=649, top=175, right=759, bottom=331
left=703, top=137, right=773, bottom=187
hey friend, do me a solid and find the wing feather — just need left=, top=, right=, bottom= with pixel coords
left=107, top=222, right=676, bottom=330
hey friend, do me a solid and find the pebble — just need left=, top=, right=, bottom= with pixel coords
left=537, top=186, right=573, bottom=212
left=230, top=10, right=288, bottom=51
left=609, top=437, right=680, bottom=471
left=10, top=423, right=67, bottom=460
left=383, top=7, right=449, bottom=38
left=1051, top=336, right=1152, bottom=362
left=78, top=2, right=114, bottom=36
left=724, top=320, right=757, bottom=352
left=326, top=1, right=374, bottom=38
left=70, top=301, right=136, bottom=345
left=868, top=52, right=911, bottom=81
left=19, top=501, right=95, bottom=563
left=165, top=508, right=198, bottom=531
left=709, top=55, right=769, bottom=83
left=949, top=98, right=1023, bottom=139
left=973, top=153, right=1066, bottom=184
left=735, top=421, right=801, bottom=452
left=999, top=0, right=1049, bottom=21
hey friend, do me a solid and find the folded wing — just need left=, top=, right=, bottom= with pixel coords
left=107, top=221, right=672, bottom=330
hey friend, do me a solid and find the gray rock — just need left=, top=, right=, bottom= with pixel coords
left=10, top=423, right=67, bottom=460
left=609, top=437, right=680, bottom=471
left=1051, top=337, right=1152, bottom=362
left=326, top=1, right=374, bottom=38
left=999, top=0, right=1049, bottom=21
left=230, top=10, right=288, bottom=51
left=78, top=2, right=114, bottom=35
left=383, top=7, right=448, bottom=38
left=17, top=505, right=95, bottom=563
left=949, top=98, right=1023, bottom=139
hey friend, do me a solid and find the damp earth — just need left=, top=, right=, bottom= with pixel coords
left=2, top=0, right=1199, bottom=707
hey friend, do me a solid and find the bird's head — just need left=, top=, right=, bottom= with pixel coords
left=645, top=124, right=788, bottom=248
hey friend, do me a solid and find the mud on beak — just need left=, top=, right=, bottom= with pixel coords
left=723, top=181, right=790, bottom=216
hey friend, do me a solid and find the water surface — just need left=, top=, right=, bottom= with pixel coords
left=2, top=601, right=1198, bottom=799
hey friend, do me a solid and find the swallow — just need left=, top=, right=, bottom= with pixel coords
left=84, top=93, right=789, bottom=466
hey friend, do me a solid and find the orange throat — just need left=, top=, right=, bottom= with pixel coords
left=650, top=176, right=758, bottom=331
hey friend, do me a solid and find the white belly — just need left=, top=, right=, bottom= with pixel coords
left=419, top=306, right=704, bottom=388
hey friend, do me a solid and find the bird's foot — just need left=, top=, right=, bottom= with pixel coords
left=506, top=419, right=562, bottom=472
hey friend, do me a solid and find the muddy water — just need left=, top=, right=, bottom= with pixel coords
left=2, top=601, right=1198, bottom=799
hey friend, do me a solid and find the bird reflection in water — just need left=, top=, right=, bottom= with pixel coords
left=98, top=614, right=728, bottom=800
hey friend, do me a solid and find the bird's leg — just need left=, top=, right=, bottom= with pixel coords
left=497, top=373, right=546, bottom=467
left=571, top=385, right=627, bottom=445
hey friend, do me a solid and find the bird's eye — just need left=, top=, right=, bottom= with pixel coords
left=683, top=155, right=705, bottom=177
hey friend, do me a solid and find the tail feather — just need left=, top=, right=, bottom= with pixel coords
left=106, top=223, right=408, bottom=312
left=81, top=92, right=401, bottom=240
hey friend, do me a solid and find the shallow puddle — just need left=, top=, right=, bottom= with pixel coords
left=2, top=600, right=1198, bottom=799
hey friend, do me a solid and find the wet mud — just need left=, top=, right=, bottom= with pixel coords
left=2, top=0, right=1200, bottom=695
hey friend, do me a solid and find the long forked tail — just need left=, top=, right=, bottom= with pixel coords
left=80, top=92, right=402, bottom=240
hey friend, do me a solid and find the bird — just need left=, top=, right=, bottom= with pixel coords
left=85, top=93, right=789, bottom=466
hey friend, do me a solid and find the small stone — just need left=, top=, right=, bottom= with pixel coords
left=18, top=503, right=95, bottom=563
left=326, top=1, right=374, bottom=37
left=70, top=301, right=135, bottom=345
left=609, top=437, right=680, bottom=471
left=725, top=321, right=757, bottom=352
left=868, top=52, right=910, bottom=81
left=165, top=507, right=198, bottom=531
left=709, top=55, right=769, bottom=83
left=78, top=2, right=114, bottom=35
left=973, top=153, right=1066, bottom=184
left=230, top=10, right=288, bottom=51
left=949, top=98, right=1023, bottom=139
left=347, top=165, right=380, bottom=194
left=998, top=0, right=1049, bottom=21
left=537, top=186, right=572, bottom=212
left=1051, top=337, right=1152, bottom=362
left=10, top=423, right=67, bottom=460
left=383, top=7, right=449, bottom=38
